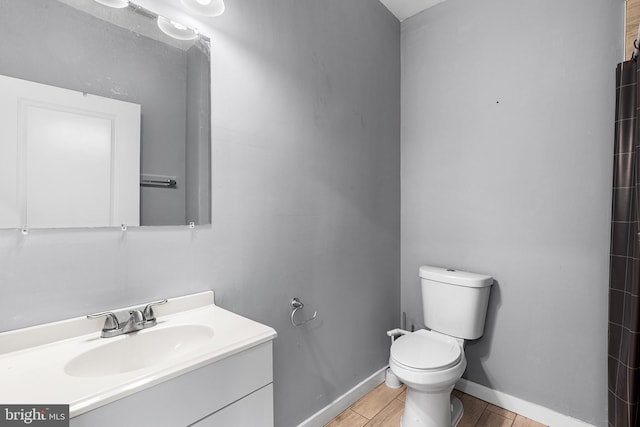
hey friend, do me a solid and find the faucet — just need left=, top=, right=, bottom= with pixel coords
left=87, top=299, right=168, bottom=338
left=122, top=310, right=145, bottom=334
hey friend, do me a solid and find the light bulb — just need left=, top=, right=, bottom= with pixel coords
left=172, top=21, right=187, bottom=31
left=180, top=0, right=225, bottom=17
left=93, top=0, right=129, bottom=8
left=157, top=16, right=199, bottom=41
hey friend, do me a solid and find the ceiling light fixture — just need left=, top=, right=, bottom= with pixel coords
left=180, top=0, right=225, bottom=17
left=156, top=16, right=199, bottom=40
left=93, top=0, right=129, bottom=8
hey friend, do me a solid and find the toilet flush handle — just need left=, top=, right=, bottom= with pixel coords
left=386, top=328, right=410, bottom=346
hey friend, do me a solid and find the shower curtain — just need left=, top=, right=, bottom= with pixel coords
left=610, top=60, right=640, bottom=427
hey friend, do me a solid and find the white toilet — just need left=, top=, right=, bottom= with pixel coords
left=388, top=266, right=493, bottom=427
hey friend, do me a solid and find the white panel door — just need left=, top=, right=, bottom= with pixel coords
left=0, top=74, right=141, bottom=228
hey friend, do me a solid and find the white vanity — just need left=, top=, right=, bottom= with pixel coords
left=0, top=291, right=277, bottom=426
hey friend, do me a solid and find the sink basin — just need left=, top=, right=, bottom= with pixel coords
left=65, top=325, right=214, bottom=377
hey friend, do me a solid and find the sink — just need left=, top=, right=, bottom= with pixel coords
left=0, top=291, right=277, bottom=418
left=65, top=324, right=214, bottom=377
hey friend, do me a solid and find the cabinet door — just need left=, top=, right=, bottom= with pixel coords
left=191, top=384, right=273, bottom=427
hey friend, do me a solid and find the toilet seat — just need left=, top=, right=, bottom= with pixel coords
left=391, top=330, right=462, bottom=371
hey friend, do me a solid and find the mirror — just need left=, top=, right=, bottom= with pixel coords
left=0, top=0, right=211, bottom=228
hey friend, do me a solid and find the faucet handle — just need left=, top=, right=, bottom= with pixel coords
left=87, top=311, right=120, bottom=331
left=142, top=299, right=168, bottom=324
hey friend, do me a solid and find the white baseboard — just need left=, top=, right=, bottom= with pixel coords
left=297, top=366, right=388, bottom=427
left=455, top=378, right=596, bottom=427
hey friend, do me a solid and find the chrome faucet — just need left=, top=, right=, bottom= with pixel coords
left=122, top=310, right=145, bottom=334
left=88, top=299, right=168, bottom=338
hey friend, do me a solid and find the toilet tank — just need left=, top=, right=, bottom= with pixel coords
left=420, top=266, right=493, bottom=340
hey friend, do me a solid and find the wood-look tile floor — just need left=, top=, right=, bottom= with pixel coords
left=325, top=382, right=547, bottom=427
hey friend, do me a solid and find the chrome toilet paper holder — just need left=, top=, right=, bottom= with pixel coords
left=290, top=297, right=317, bottom=326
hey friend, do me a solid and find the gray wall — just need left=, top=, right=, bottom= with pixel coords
left=0, top=1, right=400, bottom=426
left=208, top=1, right=400, bottom=424
left=400, top=0, right=622, bottom=425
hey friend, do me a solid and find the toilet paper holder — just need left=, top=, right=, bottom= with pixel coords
left=290, top=297, right=317, bottom=326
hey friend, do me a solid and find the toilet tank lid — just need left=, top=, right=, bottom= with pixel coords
left=419, top=266, right=493, bottom=288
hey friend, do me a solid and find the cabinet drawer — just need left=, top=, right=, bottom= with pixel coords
left=71, top=341, right=273, bottom=427
left=192, top=384, right=273, bottom=427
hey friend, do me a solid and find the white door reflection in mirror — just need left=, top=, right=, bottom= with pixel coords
left=0, top=75, right=141, bottom=228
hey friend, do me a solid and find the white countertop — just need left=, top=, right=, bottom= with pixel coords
left=0, top=291, right=277, bottom=417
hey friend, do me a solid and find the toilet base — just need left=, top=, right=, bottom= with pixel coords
left=400, top=388, right=462, bottom=427
left=451, top=395, right=463, bottom=426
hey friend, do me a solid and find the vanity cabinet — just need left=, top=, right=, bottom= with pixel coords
left=192, top=384, right=273, bottom=426
left=70, top=341, right=274, bottom=427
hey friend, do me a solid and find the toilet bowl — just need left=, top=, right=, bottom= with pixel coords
left=389, top=266, right=493, bottom=427
left=390, top=330, right=466, bottom=427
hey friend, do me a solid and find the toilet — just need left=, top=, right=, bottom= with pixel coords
left=388, top=266, right=493, bottom=427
